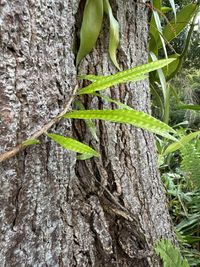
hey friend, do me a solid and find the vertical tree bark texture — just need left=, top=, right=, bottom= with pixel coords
left=0, top=1, right=175, bottom=266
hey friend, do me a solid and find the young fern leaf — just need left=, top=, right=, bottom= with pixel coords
left=155, top=239, right=190, bottom=267
left=63, top=110, right=177, bottom=141
left=47, top=133, right=99, bottom=159
left=103, top=0, right=120, bottom=70
left=77, top=58, right=175, bottom=95
left=180, top=143, right=200, bottom=188
left=76, top=0, right=103, bottom=66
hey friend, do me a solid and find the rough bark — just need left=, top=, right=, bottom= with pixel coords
left=0, top=1, right=175, bottom=266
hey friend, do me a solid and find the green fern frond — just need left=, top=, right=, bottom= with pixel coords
left=155, top=239, right=189, bottom=267
left=180, top=142, right=200, bottom=188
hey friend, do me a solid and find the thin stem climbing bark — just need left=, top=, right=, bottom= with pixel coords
left=0, top=85, right=78, bottom=163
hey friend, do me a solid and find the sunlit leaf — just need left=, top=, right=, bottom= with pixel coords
left=77, top=58, right=175, bottom=95
left=163, top=54, right=180, bottom=81
left=63, top=109, right=177, bottom=140
left=91, top=93, right=133, bottom=110
left=150, top=52, right=169, bottom=123
left=161, top=7, right=172, bottom=13
left=171, top=88, right=181, bottom=106
left=150, top=85, right=165, bottom=118
left=22, top=139, right=40, bottom=147
left=177, top=105, right=200, bottom=111
left=78, top=74, right=104, bottom=82
left=47, top=133, right=99, bottom=158
left=152, top=0, right=161, bottom=9
left=150, top=52, right=167, bottom=101
left=74, top=100, right=98, bottom=141
left=149, top=32, right=159, bottom=55
left=76, top=154, right=94, bottom=160
left=157, top=3, right=198, bottom=48
left=153, top=10, right=168, bottom=58
left=149, top=0, right=161, bottom=55
left=168, top=0, right=176, bottom=20
left=76, top=0, right=103, bottom=66
left=163, top=131, right=200, bottom=155
left=104, top=0, right=120, bottom=70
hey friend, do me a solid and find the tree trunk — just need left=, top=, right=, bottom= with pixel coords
left=0, top=1, right=175, bottom=266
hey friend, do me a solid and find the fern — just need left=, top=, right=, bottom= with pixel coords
left=180, top=141, right=200, bottom=188
left=154, top=239, right=189, bottom=267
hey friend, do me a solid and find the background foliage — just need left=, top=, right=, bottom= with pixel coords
left=151, top=0, right=200, bottom=266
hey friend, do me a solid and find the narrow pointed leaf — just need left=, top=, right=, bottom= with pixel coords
left=104, top=0, right=120, bottom=70
left=153, top=10, right=168, bottom=58
left=74, top=100, right=98, bottom=141
left=149, top=0, right=161, bottom=55
left=78, top=74, right=104, bottom=82
left=91, top=93, right=133, bottom=110
left=150, top=53, right=167, bottom=102
left=151, top=85, right=165, bottom=118
left=77, top=58, right=175, bottom=95
left=152, top=0, right=161, bottom=10
left=22, top=139, right=40, bottom=147
left=149, top=32, right=158, bottom=55
left=168, top=0, right=176, bottom=20
left=163, top=131, right=200, bottom=155
left=170, top=84, right=181, bottom=103
left=161, top=7, right=172, bottom=13
left=77, top=75, right=147, bottom=95
left=177, top=104, right=200, bottom=111
left=47, top=133, right=99, bottom=157
left=76, top=0, right=103, bottom=66
left=163, top=54, right=180, bottom=80
left=63, top=110, right=177, bottom=140
left=77, top=154, right=94, bottom=160
left=150, top=52, right=169, bottom=123
left=157, top=3, right=198, bottom=48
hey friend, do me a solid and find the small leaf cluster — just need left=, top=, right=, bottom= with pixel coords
left=76, top=0, right=120, bottom=70
left=158, top=130, right=200, bottom=265
left=149, top=0, right=198, bottom=124
left=46, top=59, right=177, bottom=159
